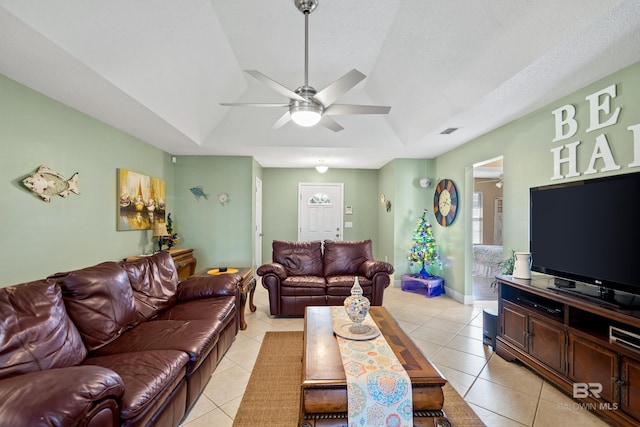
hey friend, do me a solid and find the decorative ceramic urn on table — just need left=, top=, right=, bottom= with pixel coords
left=343, top=277, right=371, bottom=334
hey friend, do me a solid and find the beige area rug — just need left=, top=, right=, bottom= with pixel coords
left=233, top=331, right=485, bottom=427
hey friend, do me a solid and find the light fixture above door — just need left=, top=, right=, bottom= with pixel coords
left=315, top=160, right=329, bottom=173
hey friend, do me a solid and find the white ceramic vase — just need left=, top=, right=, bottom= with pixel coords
left=343, top=277, right=371, bottom=334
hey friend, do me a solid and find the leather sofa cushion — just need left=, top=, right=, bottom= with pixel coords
left=326, top=275, right=373, bottom=287
left=0, top=280, right=87, bottom=379
left=326, top=275, right=373, bottom=296
left=281, top=287, right=327, bottom=297
left=156, top=296, right=236, bottom=324
left=281, top=276, right=327, bottom=297
left=90, top=319, right=221, bottom=375
left=84, top=350, right=188, bottom=421
left=281, top=275, right=326, bottom=288
left=177, top=274, right=240, bottom=301
left=0, top=365, right=124, bottom=427
left=323, top=240, right=374, bottom=276
left=120, top=251, right=178, bottom=320
left=273, top=240, right=323, bottom=276
left=51, top=262, right=138, bottom=351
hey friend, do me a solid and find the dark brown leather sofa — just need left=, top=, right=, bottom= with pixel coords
left=257, top=239, right=394, bottom=316
left=0, top=251, right=241, bottom=427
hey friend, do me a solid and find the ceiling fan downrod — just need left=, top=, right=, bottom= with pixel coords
left=295, top=0, right=318, bottom=88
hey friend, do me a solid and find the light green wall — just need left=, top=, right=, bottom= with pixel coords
left=434, top=60, right=640, bottom=300
left=258, top=161, right=432, bottom=272
left=261, top=168, right=380, bottom=262
left=392, top=159, right=436, bottom=277
left=377, top=162, right=395, bottom=265
left=0, top=74, right=174, bottom=286
left=4, top=59, right=639, bottom=299
left=377, top=158, right=437, bottom=278
left=172, top=156, right=254, bottom=269
left=252, top=158, right=264, bottom=269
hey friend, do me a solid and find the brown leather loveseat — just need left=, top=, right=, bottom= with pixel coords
left=257, top=239, right=394, bottom=316
left=0, top=251, right=241, bottom=427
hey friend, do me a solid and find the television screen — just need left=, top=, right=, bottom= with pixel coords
left=530, top=172, right=640, bottom=295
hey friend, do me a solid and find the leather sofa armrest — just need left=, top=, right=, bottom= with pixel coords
left=0, top=365, right=124, bottom=427
left=257, top=263, right=288, bottom=280
left=176, top=274, right=241, bottom=301
left=359, top=259, right=395, bottom=279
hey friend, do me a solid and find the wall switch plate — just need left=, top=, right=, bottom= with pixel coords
left=345, top=222, right=353, bottom=228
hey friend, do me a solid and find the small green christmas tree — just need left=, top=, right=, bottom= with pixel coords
left=408, top=209, right=441, bottom=278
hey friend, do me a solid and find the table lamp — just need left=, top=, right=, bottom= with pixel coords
left=153, top=222, right=171, bottom=252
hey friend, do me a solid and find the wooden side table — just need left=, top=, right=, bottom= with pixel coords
left=193, top=267, right=256, bottom=330
left=168, top=248, right=197, bottom=280
left=124, top=248, right=197, bottom=281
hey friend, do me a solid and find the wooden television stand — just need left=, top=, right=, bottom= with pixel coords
left=496, top=274, right=640, bottom=426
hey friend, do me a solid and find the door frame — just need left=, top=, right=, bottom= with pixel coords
left=255, top=176, right=263, bottom=269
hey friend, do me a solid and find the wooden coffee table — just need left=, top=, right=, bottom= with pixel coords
left=300, top=306, right=450, bottom=427
left=193, top=267, right=256, bottom=330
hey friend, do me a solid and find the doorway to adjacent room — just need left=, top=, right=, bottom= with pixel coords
left=472, top=157, right=504, bottom=300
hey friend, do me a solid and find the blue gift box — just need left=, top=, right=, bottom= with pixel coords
left=401, top=274, right=444, bottom=297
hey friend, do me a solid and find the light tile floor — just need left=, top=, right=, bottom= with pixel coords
left=180, top=284, right=611, bottom=427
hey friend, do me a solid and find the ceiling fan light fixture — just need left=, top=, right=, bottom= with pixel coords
left=220, top=0, right=390, bottom=132
left=290, top=105, right=322, bottom=127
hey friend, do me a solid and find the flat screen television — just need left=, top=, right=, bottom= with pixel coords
left=529, top=171, right=640, bottom=307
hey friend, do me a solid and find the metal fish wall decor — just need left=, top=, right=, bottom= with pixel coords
left=189, top=186, right=209, bottom=201
left=23, top=165, right=79, bottom=202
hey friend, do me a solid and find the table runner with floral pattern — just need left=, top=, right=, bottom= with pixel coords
left=330, top=306, right=413, bottom=427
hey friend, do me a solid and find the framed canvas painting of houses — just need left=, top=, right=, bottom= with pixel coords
left=117, top=169, right=166, bottom=230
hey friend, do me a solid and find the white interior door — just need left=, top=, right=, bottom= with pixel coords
left=255, top=176, right=263, bottom=269
left=298, top=183, right=343, bottom=242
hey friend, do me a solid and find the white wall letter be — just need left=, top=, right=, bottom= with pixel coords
left=552, top=105, right=578, bottom=142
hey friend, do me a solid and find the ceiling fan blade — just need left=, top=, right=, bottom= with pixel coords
left=244, top=70, right=306, bottom=102
left=318, top=116, right=344, bottom=132
left=324, top=104, right=391, bottom=116
left=220, top=103, right=289, bottom=107
left=271, top=111, right=292, bottom=130
left=313, top=69, right=366, bottom=107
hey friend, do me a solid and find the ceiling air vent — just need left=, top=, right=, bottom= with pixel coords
left=440, top=127, right=458, bottom=135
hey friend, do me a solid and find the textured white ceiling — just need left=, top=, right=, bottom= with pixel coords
left=1, top=0, right=639, bottom=169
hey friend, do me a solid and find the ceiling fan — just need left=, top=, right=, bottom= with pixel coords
left=220, top=0, right=391, bottom=132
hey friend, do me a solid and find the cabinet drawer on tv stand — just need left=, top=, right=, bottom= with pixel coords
left=513, top=296, right=563, bottom=318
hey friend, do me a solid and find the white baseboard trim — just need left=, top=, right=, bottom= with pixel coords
left=444, top=286, right=474, bottom=305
